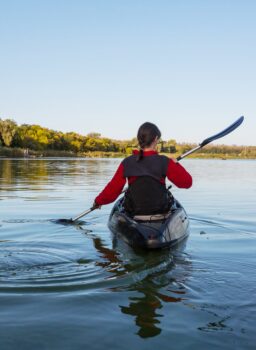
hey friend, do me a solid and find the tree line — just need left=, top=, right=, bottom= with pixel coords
left=0, top=119, right=121, bottom=153
left=0, top=118, right=255, bottom=158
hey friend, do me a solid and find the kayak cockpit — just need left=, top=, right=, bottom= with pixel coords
left=108, top=197, right=189, bottom=249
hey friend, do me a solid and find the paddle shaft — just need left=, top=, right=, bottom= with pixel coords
left=70, top=188, right=127, bottom=222
left=71, top=207, right=96, bottom=222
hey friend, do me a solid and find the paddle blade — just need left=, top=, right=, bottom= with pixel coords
left=53, top=218, right=75, bottom=225
left=53, top=218, right=88, bottom=225
left=200, top=116, right=244, bottom=147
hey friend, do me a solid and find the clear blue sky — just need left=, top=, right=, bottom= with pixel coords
left=0, top=0, right=255, bottom=145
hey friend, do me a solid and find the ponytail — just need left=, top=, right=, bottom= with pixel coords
left=136, top=149, right=144, bottom=162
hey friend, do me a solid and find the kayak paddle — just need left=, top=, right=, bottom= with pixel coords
left=55, top=206, right=98, bottom=224
left=176, top=116, right=244, bottom=161
left=56, top=116, right=244, bottom=224
left=56, top=188, right=128, bottom=224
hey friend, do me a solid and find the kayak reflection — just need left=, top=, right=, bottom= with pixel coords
left=88, top=230, right=192, bottom=338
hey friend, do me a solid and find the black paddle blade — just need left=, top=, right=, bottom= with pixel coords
left=200, top=116, right=244, bottom=147
left=54, top=218, right=74, bottom=225
left=53, top=219, right=74, bottom=225
left=52, top=218, right=87, bottom=226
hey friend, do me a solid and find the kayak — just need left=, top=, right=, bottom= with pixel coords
left=108, top=197, right=189, bottom=249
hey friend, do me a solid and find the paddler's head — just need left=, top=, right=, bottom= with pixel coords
left=137, top=122, right=161, bottom=161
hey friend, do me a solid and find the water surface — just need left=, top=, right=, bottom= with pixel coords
left=0, top=158, right=255, bottom=349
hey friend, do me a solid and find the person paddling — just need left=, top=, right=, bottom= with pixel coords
left=94, top=122, right=192, bottom=216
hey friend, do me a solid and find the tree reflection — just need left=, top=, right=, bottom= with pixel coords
left=0, top=158, right=113, bottom=189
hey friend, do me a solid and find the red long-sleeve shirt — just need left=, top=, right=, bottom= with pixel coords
left=95, top=150, right=192, bottom=206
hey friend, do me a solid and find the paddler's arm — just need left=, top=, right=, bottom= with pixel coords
left=166, top=159, right=192, bottom=188
left=94, top=163, right=126, bottom=206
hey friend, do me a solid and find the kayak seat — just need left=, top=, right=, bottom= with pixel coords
left=133, top=212, right=171, bottom=222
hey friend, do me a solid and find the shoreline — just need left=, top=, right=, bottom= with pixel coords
left=0, top=147, right=255, bottom=160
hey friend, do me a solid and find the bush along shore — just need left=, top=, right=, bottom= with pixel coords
left=0, top=118, right=255, bottom=159
left=0, top=147, right=125, bottom=158
left=1, top=145, right=256, bottom=160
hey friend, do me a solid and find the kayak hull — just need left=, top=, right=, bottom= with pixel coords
left=108, top=198, right=189, bottom=249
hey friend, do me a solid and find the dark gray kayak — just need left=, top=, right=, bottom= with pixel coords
left=108, top=197, right=189, bottom=249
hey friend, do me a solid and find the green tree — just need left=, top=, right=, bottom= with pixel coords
left=87, top=132, right=101, bottom=138
left=0, top=119, right=17, bottom=146
left=167, top=139, right=176, bottom=151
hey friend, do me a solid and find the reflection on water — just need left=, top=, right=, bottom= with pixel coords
left=0, top=158, right=110, bottom=191
left=90, top=231, right=191, bottom=338
left=118, top=252, right=189, bottom=338
left=0, top=159, right=256, bottom=349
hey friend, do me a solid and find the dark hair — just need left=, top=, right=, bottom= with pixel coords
left=137, top=122, right=161, bottom=161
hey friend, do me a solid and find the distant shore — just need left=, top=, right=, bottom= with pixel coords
left=1, top=119, right=255, bottom=159
left=0, top=147, right=255, bottom=159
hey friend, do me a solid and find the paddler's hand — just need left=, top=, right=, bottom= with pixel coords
left=93, top=201, right=102, bottom=209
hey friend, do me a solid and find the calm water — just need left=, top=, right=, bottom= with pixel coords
left=0, top=158, right=255, bottom=349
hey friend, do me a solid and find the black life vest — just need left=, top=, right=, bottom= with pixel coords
left=122, top=154, right=172, bottom=215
